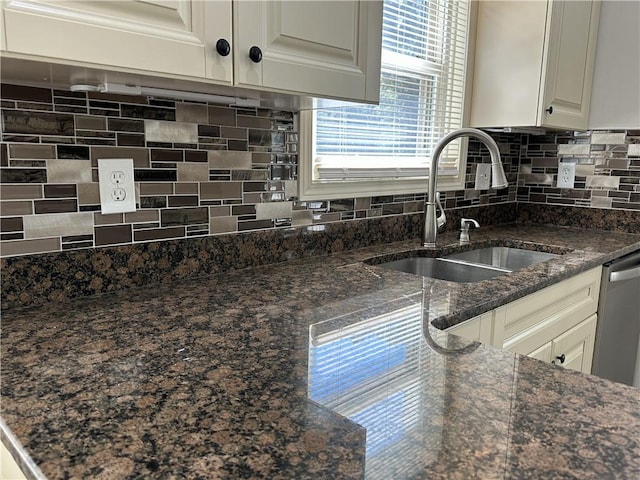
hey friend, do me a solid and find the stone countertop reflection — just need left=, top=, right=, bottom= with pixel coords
left=1, top=224, right=640, bottom=479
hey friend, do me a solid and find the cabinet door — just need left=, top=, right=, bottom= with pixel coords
left=234, top=0, right=382, bottom=102
left=2, top=0, right=232, bottom=82
left=551, top=314, right=597, bottom=374
left=540, top=0, right=601, bottom=130
left=528, top=341, right=553, bottom=363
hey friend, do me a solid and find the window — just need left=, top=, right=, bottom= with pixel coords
left=299, top=0, right=472, bottom=200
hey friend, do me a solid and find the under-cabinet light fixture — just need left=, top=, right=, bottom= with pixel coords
left=69, top=82, right=260, bottom=107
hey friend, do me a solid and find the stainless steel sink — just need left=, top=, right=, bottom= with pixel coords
left=444, top=246, right=559, bottom=271
left=378, top=257, right=509, bottom=283
left=371, top=246, right=561, bottom=283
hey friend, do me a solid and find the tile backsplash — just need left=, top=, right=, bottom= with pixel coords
left=0, top=83, right=515, bottom=258
left=0, top=83, right=638, bottom=259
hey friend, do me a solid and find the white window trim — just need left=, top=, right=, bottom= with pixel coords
left=298, top=1, right=478, bottom=201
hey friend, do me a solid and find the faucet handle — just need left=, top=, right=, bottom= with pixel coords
left=436, top=192, right=446, bottom=229
left=461, top=218, right=480, bottom=230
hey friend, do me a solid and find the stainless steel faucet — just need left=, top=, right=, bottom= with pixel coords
left=422, top=128, right=508, bottom=247
left=459, top=218, right=480, bottom=244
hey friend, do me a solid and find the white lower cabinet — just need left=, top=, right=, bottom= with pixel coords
left=446, top=267, right=602, bottom=374
left=1, top=440, right=27, bottom=480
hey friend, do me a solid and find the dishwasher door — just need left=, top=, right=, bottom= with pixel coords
left=592, top=250, right=640, bottom=387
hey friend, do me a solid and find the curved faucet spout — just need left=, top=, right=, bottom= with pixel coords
left=423, top=128, right=507, bottom=248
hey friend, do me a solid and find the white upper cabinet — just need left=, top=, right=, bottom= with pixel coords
left=234, top=0, right=382, bottom=102
left=1, top=0, right=382, bottom=103
left=1, top=0, right=232, bottom=82
left=470, top=0, right=601, bottom=130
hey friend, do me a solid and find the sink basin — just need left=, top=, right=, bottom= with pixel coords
left=376, top=257, right=510, bottom=283
left=369, top=245, right=562, bottom=283
left=444, top=246, right=559, bottom=271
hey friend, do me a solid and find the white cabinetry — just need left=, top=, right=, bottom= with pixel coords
left=470, top=0, right=601, bottom=130
left=234, top=1, right=381, bottom=101
left=446, top=267, right=602, bottom=374
left=2, top=0, right=226, bottom=80
left=1, top=0, right=382, bottom=103
left=1, top=440, right=27, bottom=480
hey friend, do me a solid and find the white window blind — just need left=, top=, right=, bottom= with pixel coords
left=313, top=0, right=470, bottom=181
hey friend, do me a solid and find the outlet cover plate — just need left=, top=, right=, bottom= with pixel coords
left=557, top=161, right=576, bottom=189
left=98, top=158, right=136, bottom=214
left=475, top=163, right=491, bottom=190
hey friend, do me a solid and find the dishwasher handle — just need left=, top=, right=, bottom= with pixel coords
left=610, top=264, right=640, bottom=283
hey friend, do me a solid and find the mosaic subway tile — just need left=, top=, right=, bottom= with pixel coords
left=2, top=110, right=74, bottom=136
left=34, top=199, right=78, bottom=214
left=48, top=159, right=92, bottom=184
left=23, top=212, right=92, bottom=239
left=95, top=224, right=132, bottom=246
left=0, top=237, right=60, bottom=257
left=0, top=201, right=33, bottom=216
left=145, top=120, right=198, bottom=144
left=0, top=184, right=42, bottom=200
left=1, top=168, right=47, bottom=183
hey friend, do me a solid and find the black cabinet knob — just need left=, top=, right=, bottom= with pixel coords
left=552, top=353, right=566, bottom=365
left=249, top=46, right=263, bottom=63
left=545, top=106, right=554, bottom=114
left=216, top=39, right=231, bottom=57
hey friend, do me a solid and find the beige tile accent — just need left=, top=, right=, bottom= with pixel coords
left=628, top=144, right=640, bottom=156
left=284, top=180, right=297, bottom=200
left=94, top=213, right=124, bottom=225
left=243, top=193, right=262, bottom=204
left=292, top=210, right=313, bottom=226
left=208, top=151, right=252, bottom=169
left=200, top=182, right=242, bottom=199
left=8, top=144, right=55, bottom=159
left=77, top=183, right=100, bottom=205
left=591, top=196, right=613, bottom=209
left=557, top=144, right=590, bottom=155
left=255, top=201, right=292, bottom=220
left=209, top=206, right=230, bottom=217
left=177, top=162, right=209, bottom=181
left=48, top=159, right=92, bottom=183
left=586, top=176, right=620, bottom=189
left=355, top=197, right=371, bottom=210
left=175, top=182, right=199, bottom=194
left=210, top=216, right=237, bottom=234
left=0, top=184, right=43, bottom=200
left=176, top=103, right=208, bottom=124
left=125, top=210, right=159, bottom=223
left=0, top=237, right=60, bottom=257
left=91, top=147, right=149, bottom=167
left=591, top=132, right=626, bottom=145
left=0, top=201, right=33, bottom=216
left=139, top=183, right=174, bottom=195
left=575, top=164, right=595, bottom=176
left=23, top=212, right=93, bottom=239
left=145, top=120, right=198, bottom=144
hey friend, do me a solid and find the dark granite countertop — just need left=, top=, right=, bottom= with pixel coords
left=2, top=224, right=640, bottom=479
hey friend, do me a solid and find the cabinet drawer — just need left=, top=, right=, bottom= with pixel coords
left=496, top=267, right=601, bottom=352
left=446, top=311, right=493, bottom=343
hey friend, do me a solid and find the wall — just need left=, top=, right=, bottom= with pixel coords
left=0, top=83, right=516, bottom=259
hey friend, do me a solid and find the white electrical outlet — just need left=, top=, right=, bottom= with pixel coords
left=557, top=161, right=576, bottom=189
left=98, top=158, right=136, bottom=214
left=475, top=163, right=491, bottom=190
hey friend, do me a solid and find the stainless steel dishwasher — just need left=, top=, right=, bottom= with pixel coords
left=592, top=250, right=640, bottom=387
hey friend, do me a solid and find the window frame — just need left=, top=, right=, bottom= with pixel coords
left=298, top=0, right=478, bottom=201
